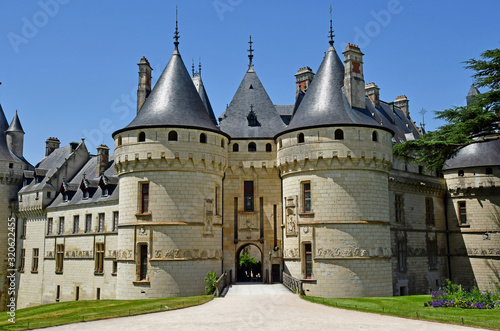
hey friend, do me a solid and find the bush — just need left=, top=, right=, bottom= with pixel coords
left=204, top=271, right=217, bottom=295
left=427, top=279, right=500, bottom=309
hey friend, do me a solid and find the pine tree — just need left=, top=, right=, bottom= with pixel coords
left=394, top=46, right=500, bottom=170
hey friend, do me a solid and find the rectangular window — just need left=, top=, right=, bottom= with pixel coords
left=47, top=218, right=53, bottom=235
left=140, top=245, right=148, bottom=280
left=398, top=241, right=407, bottom=272
left=95, top=243, right=104, bottom=274
left=85, top=214, right=92, bottom=233
left=96, top=288, right=101, bottom=300
left=32, top=248, right=39, bottom=272
left=19, top=249, right=25, bottom=272
left=303, top=182, right=312, bottom=213
left=458, top=201, right=467, bottom=224
left=56, top=285, right=60, bottom=302
left=425, top=197, right=435, bottom=226
left=56, top=244, right=64, bottom=273
left=22, top=219, right=27, bottom=239
left=215, top=186, right=219, bottom=216
left=428, top=239, right=438, bottom=270
left=244, top=181, right=254, bottom=212
left=113, top=211, right=119, bottom=232
left=112, top=260, right=117, bottom=275
left=98, top=213, right=105, bottom=232
left=59, top=217, right=65, bottom=235
left=75, top=286, right=80, bottom=301
left=73, top=215, right=79, bottom=234
left=395, top=194, right=404, bottom=223
left=304, top=243, right=313, bottom=279
left=141, top=183, right=149, bottom=214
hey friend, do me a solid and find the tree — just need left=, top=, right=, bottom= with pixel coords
left=393, top=46, right=500, bottom=171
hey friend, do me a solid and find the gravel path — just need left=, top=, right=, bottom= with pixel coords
left=46, top=284, right=483, bottom=330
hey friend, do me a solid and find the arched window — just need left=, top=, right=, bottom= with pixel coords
left=279, top=139, right=283, bottom=149
left=233, top=143, right=239, bottom=152
left=200, top=133, right=207, bottom=144
left=458, top=170, right=464, bottom=177
left=486, top=167, right=493, bottom=175
left=138, top=132, right=146, bottom=142
left=266, top=143, right=272, bottom=152
left=168, top=131, right=178, bottom=141
left=334, top=129, right=344, bottom=140
left=372, top=131, right=378, bottom=142
left=298, top=133, right=305, bottom=144
left=117, top=136, right=122, bottom=146
left=248, top=142, right=256, bottom=152
left=221, top=140, right=225, bottom=148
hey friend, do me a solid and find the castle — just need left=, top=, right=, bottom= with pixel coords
left=1, top=18, right=499, bottom=309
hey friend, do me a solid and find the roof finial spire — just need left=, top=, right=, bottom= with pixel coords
left=192, top=58, right=195, bottom=77
left=248, top=35, right=254, bottom=68
left=328, top=5, right=335, bottom=47
left=173, top=6, right=180, bottom=50
left=199, top=57, right=202, bottom=77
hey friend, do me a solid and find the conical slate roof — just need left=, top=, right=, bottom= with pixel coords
left=7, top=111, right=25, bottom=133
left=113, top=48, right=220, bottom=136
left=444, top=138, right=500, bottom=170
left=282, top=45, right=383, bottom=135
left=0, top=104, right=17, bottom=162
left=466, top=84, right=480, bottom=105
left=193, top=75, right=218, bottom=126
left=218, top=66, right=286, bottom=139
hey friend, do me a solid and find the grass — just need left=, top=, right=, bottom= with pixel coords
left=0, top=295, right=212, bottom=330
left=303, top=295, right=500, bottom=330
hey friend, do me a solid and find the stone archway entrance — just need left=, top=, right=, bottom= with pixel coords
left=236, top=244, right=263, bottom=283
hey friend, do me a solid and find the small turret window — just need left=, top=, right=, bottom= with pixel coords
left=248, top=142, right=256, bottom=152
left=278, top=139, right=283, bottom=150
left=138, top=132, right=146, bottom=142
left=266, top=143, right=272, bottom=152
left=458, top=170, right=464, bottom=177
left=486, top=168, right=493, bottom=175
left=334, top=129, right=344, bottom=140
left=117, top=136, right=122, bottom=146
left=298, top=133, right=305, bottom=144
left=221, top=140, right=225, bottom=148
left=233, top=143, right=239, bottom=152
left=200, top=133, right=207, bottom=143
left=372, top=131, right=378, bottom=142
left=168, top=131, right=178, bottom=141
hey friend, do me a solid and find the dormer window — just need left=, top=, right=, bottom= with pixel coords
left=83, top=189, right=89, bottom=200
left=247, top=105, right=260, bottom=127
left=63, top=193, right=69, bottom=202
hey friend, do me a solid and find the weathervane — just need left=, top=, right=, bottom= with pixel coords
left=199, top=57, right=202, bottom=77
left=419, top=108, right=427, bottom=130
left=248, top=35, right=254, bottom=67
left=173, top=6, right=180, bottom=49
left=328, top=5, right=335, bottom=46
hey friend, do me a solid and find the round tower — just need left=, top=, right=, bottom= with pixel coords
left=6, top=110, right=25, bottom=158
left=112, top=25, right=228, bottom=299
left=443, top=138, right=500, bottom=291
left=276, top=39, right=394, bottom=297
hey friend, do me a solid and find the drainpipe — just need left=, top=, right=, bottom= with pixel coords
left=444, top=193, right=452, bottom=282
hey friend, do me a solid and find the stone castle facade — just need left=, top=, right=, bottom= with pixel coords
left=1, top=23, right=499, bottom=309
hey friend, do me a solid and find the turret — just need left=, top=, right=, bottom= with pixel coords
left=137, top=56, right=153, bottom=113
left=466, top=84, right=480, bottom=106
left=343, top=43, right=365, bottom=109
left=6, top=111, right=24, bottom=157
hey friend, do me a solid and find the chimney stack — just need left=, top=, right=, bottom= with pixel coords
left=365, top=83, right=380, bottom=108
left=137, top=56, right=153, bottom=113
left=294, top=67, right=315, bottom=99
left=343, top=43, right=365, bottom=109
left=45, top=137, right=60, bottom=156
left=395, top=95, right=410, bottom=118
left=96, top=144, right=110, bottom=177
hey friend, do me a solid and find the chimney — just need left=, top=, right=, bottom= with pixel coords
left=294, top=67, right=315, bottom=99
left=137, top=56, right=153, bottom=113
left=45, top=137, right=60, bottom=156
left=365, top=83, right=380, bottom=108
left=343, top=44, right=366, bottom=109
left=96, top=144, right=110, bottom=177
left=395, top=95, right=410, bottom=118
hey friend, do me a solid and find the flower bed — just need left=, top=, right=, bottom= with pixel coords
left=427, top=280, right=500, bottom=309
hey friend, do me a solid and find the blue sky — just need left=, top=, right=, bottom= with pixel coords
left=0, top=0, right=499, bottom=164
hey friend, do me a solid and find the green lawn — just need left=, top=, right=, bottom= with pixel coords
left=0, top=295, right=212, bottom=330
left=303, top=295, right=500, bottom=330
